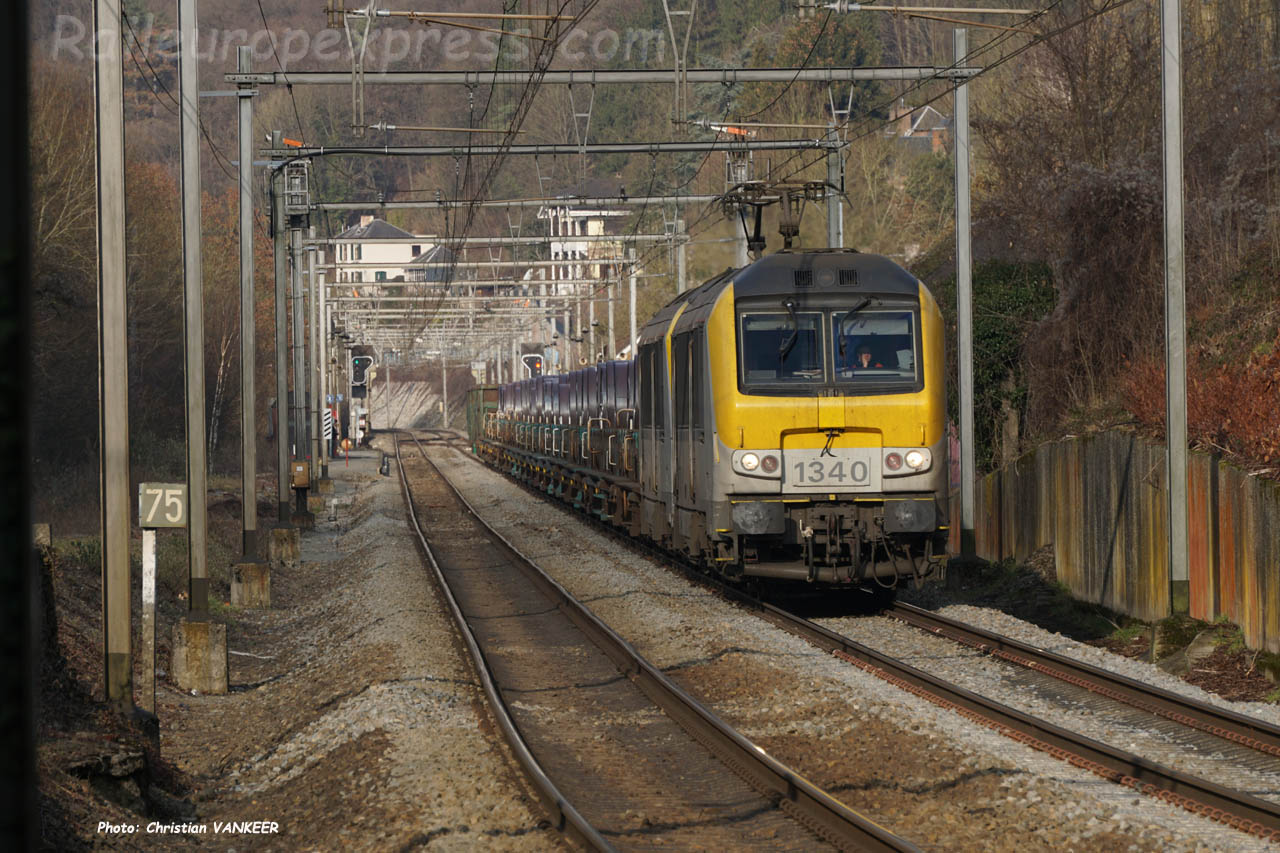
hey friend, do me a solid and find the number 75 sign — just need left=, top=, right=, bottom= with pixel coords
left=138, top=483, right=188, bottom=528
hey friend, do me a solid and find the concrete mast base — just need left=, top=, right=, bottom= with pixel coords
left=269, top=526, right=300, bottom=566
left=231, top=562, right=271, bottom=607
left=172, top=619, right=228, bottom=695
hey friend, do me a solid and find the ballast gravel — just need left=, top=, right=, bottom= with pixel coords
left=815, top=613, right=1280, bottom=807
left=928, top=604, right=1280, bottom=729
left=428, top=441, right=1278, bottom=853
left=159, top=447, right=562, bottom=851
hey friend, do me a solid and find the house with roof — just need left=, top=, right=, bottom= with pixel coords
left=885, top=99, right=952, bottom=155
left=329, top=215, right=434, bottom=288
left=405, top=244, right=469, bottom=287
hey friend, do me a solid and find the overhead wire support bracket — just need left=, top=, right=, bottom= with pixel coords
left=506, top=208, right=524, bottom=266
left=568, top=82, right=596, bottom=182
left=660, top=0, right=699, bottom=129
left=827, top=83, right=855, bottom=145
left=344, top=1, right=377, bottom=137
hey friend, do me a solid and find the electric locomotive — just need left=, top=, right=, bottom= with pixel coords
left=468, top=248, right=949, bottom=591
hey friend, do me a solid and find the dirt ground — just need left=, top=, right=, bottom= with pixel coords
left=35, top=449, right=555, bottom=851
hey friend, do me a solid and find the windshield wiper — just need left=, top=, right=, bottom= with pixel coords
left=778, top=298, right=799, bottom=360
left=837, top=297, right=874, bottom=359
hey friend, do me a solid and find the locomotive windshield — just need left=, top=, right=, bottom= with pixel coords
left=833, top=310, right=917, bottom=382
left=738, top=311, right=824, bottom=384
left=737, top=305, right=921, bottom=394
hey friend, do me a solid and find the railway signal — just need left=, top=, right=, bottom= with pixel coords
left=351, top=355, right=373, bottom=385
left=521, top=353, right=543, bottom=377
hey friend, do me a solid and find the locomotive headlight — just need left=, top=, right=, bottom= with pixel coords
left=734, top=450, right=781, bottom=478
left=883, top=448, right=931, bottom=477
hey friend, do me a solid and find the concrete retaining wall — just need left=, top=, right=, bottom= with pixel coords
left=364, top=381, right=441, bottom=429
left=949, top=432, right=1279, bottom=652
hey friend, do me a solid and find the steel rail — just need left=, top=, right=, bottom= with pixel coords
left=750, top=601, right=1280, bottom=840
left=392, top=435, right=613, bottom=852
left=463, top=436, right=1280, bottom=843
left=413, top=434, right=919, bottom=853
left=887, top=601, right=1280, bottom=758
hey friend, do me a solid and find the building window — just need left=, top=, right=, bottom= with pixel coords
left=411, top=244, right=421, bottom=256
left=355, top=244, right=362, bottom=261
left=376, top=271, right=387, bottom=282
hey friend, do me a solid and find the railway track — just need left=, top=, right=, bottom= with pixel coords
left=452, top=432, right=1280, bottom=844
left=886, top=601, right=1280, bottom=760
left=394, top=431, right=918, bottom=852
left=751, top=599, right=1280, bottom=842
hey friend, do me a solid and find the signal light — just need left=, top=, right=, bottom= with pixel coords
left=351, top=355, right=374, bottom=385
left=521, top=353, right=543, bottom=377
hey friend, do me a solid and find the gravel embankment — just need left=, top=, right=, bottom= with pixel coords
left=429, top=442, right=1278, bottom=853
left=159, top=446, right=561, bottom=851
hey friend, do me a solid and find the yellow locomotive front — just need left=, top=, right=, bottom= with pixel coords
left=705, top=250, right=948, bottom=587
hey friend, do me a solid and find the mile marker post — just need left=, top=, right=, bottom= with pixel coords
left=138, top=482, right=188, bottom=715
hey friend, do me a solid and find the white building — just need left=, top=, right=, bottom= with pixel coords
left=330, top=216, right=434, bottom=289
left=537, top=179, right=629, bottom=295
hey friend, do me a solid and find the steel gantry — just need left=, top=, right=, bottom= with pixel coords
left=226, top=66, right=979, bottom=87
left=311, top=194, right=722, bottom=211
left=260, top=139, right=841, bottom=159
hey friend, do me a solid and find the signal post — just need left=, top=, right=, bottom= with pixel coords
left=350, top=355, right=373, bottom=440
left=286, top=160, right=315, bottom=530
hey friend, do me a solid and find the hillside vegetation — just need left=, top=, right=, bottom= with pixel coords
left=27, top=0, right=1280, bottom=535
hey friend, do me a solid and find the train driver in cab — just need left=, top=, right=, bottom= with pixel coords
left=853, top=344, right=882, bottom=370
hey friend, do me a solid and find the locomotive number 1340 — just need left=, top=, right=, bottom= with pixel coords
left=786, top=455, right=872, bottom=487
